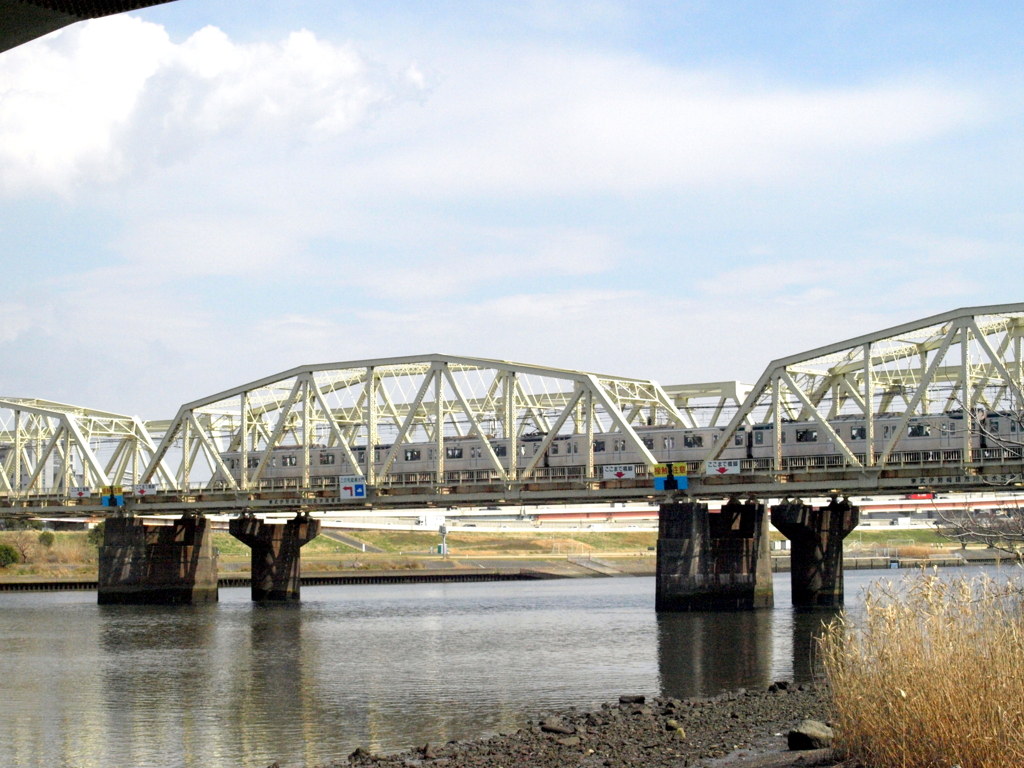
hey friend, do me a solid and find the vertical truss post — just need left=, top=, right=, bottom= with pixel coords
left=961, top=323, right=972, bottom=463
left=182, top=416, right=191, bottom=490
left=772, top=374, right=782, bottom=472
left=365, top=367, right=377, bottom=486
left=13, top=409, right=21, bottom=496
left=918, top=344, right=929, bottom=414
left=132, top=439, right=139, bottom=486
left=863, top=343, right=874, bottom=467
left=504, top=371, right=517, bottom=481
left=435, top=367, right=445, bottom=484
left=302, top=379, right=311, bottom=489
left=1015, top=333, right=1023, bottom=402
left=240, top=391, right=249, bottom=491
left=585, top=389, right=595, bottom=479
left=63, top=428, right=71, bottom=492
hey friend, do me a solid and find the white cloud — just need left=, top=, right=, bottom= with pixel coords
left=350, top=53, right=988, bottom=197
left=0, top=17, right=405, bottom=196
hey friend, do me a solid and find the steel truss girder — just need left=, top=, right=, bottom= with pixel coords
left=0, top=398, right=169, bottom=496
left=703, top=303, right=1024, bottom=473
left=141, top=354, right=682, bottom=493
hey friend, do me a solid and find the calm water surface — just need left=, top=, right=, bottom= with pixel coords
left=0, top=569, right=1001, bottom=768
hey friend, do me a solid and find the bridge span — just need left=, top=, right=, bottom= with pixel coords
left=1, top=303, right=1023, bottom=516
left=2, top=303, right=1023, bottom=607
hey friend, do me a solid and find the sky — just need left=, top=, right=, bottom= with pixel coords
left=1, top=0, right=1023, bottom=419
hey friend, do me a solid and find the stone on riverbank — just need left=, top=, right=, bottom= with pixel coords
left=332, top=681, right=839, bottom=768
left=788, top=719, right=834, bottom=750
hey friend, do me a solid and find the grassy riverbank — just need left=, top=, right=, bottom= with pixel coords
left=821, top=569, right=1024, bottom=767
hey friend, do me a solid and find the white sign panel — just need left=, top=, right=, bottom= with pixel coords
left=69, top=486, right=91, bottom=498
left=338, top=475, right=367, bottom=498
left=133, top=484, right=159, bottom=496
left=602, top=465, right=636, bottom=480
left=706, top=460, right=741, bottom=476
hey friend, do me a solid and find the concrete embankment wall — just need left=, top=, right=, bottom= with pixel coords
left=0, top=568, right=563, bottom=592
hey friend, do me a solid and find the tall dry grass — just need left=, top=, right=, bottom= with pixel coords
left=819, top=569, right=1024, bottom=768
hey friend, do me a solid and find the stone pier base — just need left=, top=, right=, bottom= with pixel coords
left=98, top=514, right=219, bottom=605
left=771, top=499, right=859, bottom=608
left=229, top=512, right=321, bottom=601
left=656, top=500, right=774, bottom=612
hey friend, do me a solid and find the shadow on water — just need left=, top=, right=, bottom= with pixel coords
left=656, top=606, right=841, bottom=699
left=791, top=608, right=841, bottom=683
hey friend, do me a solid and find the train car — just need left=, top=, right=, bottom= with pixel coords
left=219, top=408, right=995, bottom=485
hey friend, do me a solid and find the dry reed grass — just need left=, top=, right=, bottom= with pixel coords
left=819, top=569, right=1024, bottom=768
left=896, top=545, right=945, bottom=559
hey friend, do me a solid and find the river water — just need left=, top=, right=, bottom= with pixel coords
left=0, top=569, right=994, bottom=768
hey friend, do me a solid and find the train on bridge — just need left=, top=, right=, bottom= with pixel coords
left=218, top=408, right=1016, bottom=486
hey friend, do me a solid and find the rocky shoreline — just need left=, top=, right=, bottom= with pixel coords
left=303, top=682, right=840, bottom=768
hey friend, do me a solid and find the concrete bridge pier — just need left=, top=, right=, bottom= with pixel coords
left=229, top=512, right=321, bottom=601
left=771, top=498, right=859, bottom=608
left=98, top=513, right=219, bottom=604
left=656, top=500, right=773, bottom=612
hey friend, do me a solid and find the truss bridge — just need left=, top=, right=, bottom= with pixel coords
left=2, top=303, right=1024, bottom=519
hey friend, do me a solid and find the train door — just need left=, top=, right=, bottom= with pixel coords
left=940, top=422, right=954, bottom=448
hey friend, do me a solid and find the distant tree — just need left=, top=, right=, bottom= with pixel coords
left=0, top=542, right=19, bottom=567
left=38, top=530, right=55, bottom=548
left=6, top=531, right=35, bottom=562
left=87, top=522, right=105, bottom=548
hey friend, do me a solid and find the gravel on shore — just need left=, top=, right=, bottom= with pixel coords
left=301, top=682, right=840, bottom=768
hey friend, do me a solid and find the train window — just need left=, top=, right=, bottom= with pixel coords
left=269, top=458, right=277, bottom=467
left=404, top=449, right=421, bottom=461
left=519, top=445, right=528, bottom=457
left=734, top=434, right=744, bottom=446
left=642, top=437, right=655, bottom=449
left=319, top=452, right=336, bottom=465
left=470, top=446, right=482, bottom=459
left=571, top=442, right=579, bottom=453
left=780, top=430, right=786, bottom=444
left=281, top=455, right=297, bottom=467
left=989, top=419, right=1000, bottom=433
left=908, top=424, right=931, bottom=438
left=663, top=436, right=675, bottom=449
left=247, top=457, right=259, bottom=469
left=428, top=448, right=436, bottom=460
left=683, top=434, right=704, bottom=448
left=446, top=447, right=463, bottom=459
left=796, top=429, right=817, bottom=443
left=1012, top=422, right=1018, bottom=433
left=754, top=432, right=764, bottom=445
left=550, top=444, right=559, bottom=455
left=850, top=427, right=866, bottom=440
left=594, top=440, right=606, bottom=452
left=712, top=434, right=719, bottom=443
left=614, top=439, right=627, bottom=451
left=356, top=451, right=366, bottom=464
left=227, top=459, right=237, bottom=470
left=493, top=444, right=507, bottom=457
left=882, top=426, right=891, bottom=439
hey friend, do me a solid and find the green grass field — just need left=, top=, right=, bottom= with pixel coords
left=845, top=527, right=949, bottom=547
left=331, top=529, right=659, bottom=554
left=212, top=532, right=358, bottom=559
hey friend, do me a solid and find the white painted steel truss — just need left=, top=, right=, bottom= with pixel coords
left=703, top=303, right=1024, bottom=473
left=142, top=354, right=688, bottom=493
left=0, top=398, right=171, bottom=496
left=663, top=381, right=754, bottom=428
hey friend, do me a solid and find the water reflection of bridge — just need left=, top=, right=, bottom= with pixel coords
left=657, top=603, right=840, bottom=698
